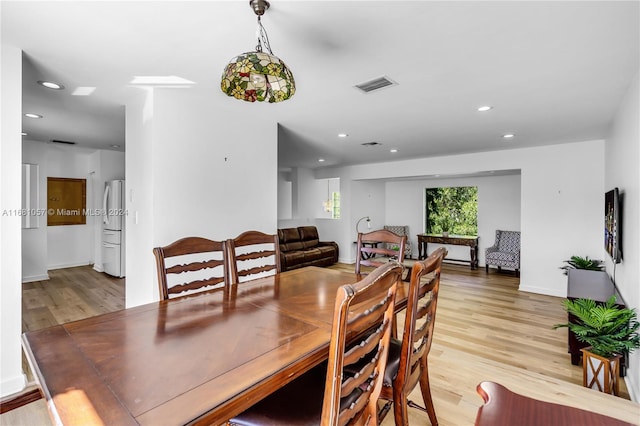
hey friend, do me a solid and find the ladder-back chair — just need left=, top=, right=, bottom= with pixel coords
left=229, top=262, right=402, bottom=426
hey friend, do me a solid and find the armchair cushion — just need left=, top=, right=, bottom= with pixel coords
left=384, top=225, right=413, bottom=258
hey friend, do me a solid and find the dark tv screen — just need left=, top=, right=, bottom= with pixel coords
left=604, top=188, right=621, bottom=263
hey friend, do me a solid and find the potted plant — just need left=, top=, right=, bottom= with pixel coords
left=560, top=255, right=604, bottom=275
left=554, top=296, right=640, bottom=395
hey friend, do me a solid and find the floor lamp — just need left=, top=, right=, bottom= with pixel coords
left=356, top=216, right=371, bottom=234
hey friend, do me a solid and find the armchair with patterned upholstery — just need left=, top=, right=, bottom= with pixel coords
left=384, top=225, right=413, bottom=259
left=485, top=230, right=521, bottom=277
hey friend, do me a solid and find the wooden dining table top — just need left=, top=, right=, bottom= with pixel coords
left=22, top=266, right=409, bottom=426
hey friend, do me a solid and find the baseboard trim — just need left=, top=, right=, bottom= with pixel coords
left=22, top=274, right=50, bottom=283
left=0, top=386, right=42, bottom=414
left=47, top=261, right=91, bottom=271
left=93, top=264, right=104, bottom=273
left=519, top=284, right=564, bottom=298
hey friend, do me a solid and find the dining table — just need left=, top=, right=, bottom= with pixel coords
left=22, top=266, right=409, bottom=426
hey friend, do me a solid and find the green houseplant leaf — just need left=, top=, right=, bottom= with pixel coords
left=559, top=255, right=604, bottom=275
left=554, top=296, right=640, bottom=357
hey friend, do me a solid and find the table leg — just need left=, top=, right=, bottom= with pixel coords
left=571, top=353, right=581, bottom=366
left=470, top=246, right=478, bottom=270
left=419, top=241, right=427, bottom=260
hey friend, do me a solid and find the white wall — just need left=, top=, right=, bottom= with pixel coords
left=606, top=71, right=639, bottom=401
left=519, top=142, right=604, bottom=295
left=319, top=140, right=604, bottom=298
left=45, top=145, right=93, bottom=270
left=278, top=170, right=292, bottom=220
left=0, top=42, right=26, bottom=397
left=347, top=180, right=386, bottom=262
left=125, top=88, right=278, bottom=307
left=124, top=88, right=156, bottom=307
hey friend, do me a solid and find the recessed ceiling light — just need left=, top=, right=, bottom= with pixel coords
left=477, top=105, right=493, bottom=112
left=37, top=80, right=64, bottom=90
left=338, top=133, right=348, bottom=138
left=111, top=144, right=121, bottom=148
left=21, top=132, right=27, bottom=136
left=503, top=133, right=515, bottom=139
left=24, top=113, right=42, bottom=119
left=390, top=149, right=398, bottom=153
left=318, top=158, right=325, bottom=162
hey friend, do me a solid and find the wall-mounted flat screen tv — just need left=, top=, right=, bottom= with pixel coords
left=604, top=187, right=621, bottom=264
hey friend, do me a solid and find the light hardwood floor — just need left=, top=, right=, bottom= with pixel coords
left=3, top=263, right=638, bottom=425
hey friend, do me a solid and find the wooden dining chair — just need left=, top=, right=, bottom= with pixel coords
left=228, top=230, right=281, bottom=284
left=228, top=262, right=402, bottom=426
left=153, top=237, right=229, bottom=300
left=378, top=246, right=447, bottom=426
left=355, top=229, right=407, bottom=276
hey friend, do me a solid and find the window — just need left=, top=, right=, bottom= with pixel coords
left=331, top=191, right=341, bottom=219
left=425, top=186, right=477, bottom=235
left=320, top=178, right=340, bottom=219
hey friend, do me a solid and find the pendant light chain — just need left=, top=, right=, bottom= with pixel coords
left=255, top=16, right=273, bottom=55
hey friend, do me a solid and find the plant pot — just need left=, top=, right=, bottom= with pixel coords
left=442, top=231, right=449, bottom=237
left=581, top=347, right=621, bottom=395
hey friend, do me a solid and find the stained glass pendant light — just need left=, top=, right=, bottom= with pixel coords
left=221, top=0, right=295, bottom=103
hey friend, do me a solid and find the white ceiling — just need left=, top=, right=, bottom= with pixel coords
left=4, top=1, right=639, bottom=169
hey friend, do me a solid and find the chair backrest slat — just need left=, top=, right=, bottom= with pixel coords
left=166, top=277, right=227, bottom=296
left=165, top=258, right=225, bottom=275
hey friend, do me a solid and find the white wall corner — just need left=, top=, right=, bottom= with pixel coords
left=0, top=42, right=25, bottom=398
left=0, top=374, right=27, bottom=398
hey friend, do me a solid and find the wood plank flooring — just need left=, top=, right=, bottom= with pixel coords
left=22, top=266, right=125, bottom=332
left=3, top=263, right=637, bottom=426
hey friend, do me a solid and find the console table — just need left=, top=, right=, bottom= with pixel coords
left=567, top=269, right=626, bottom=375
left=418, top=234, right=479, bottom=269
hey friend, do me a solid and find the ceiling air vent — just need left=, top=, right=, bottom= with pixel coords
left=355, top=76, right=397, bottom=93
left=361, top=141, right=382, bottom=147
left=50, top=139, right=76, bottom=145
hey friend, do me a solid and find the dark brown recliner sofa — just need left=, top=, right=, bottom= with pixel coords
left=277, top=226, right=339, bottom=271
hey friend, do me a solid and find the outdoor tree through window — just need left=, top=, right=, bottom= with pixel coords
left=425, top=186, right=478, bottom=235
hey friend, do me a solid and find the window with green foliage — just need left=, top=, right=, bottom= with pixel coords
left=425, top=186, right=478, bottom=235
left=331, top=191, right=341, bottom=219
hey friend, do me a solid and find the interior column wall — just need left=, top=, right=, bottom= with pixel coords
left=0, top=43, right=26, bottom=397
left=126, top=88, right=278, bottom=307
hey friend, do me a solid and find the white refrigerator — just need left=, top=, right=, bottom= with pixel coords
left=102, top=180, right=126, bottom=277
